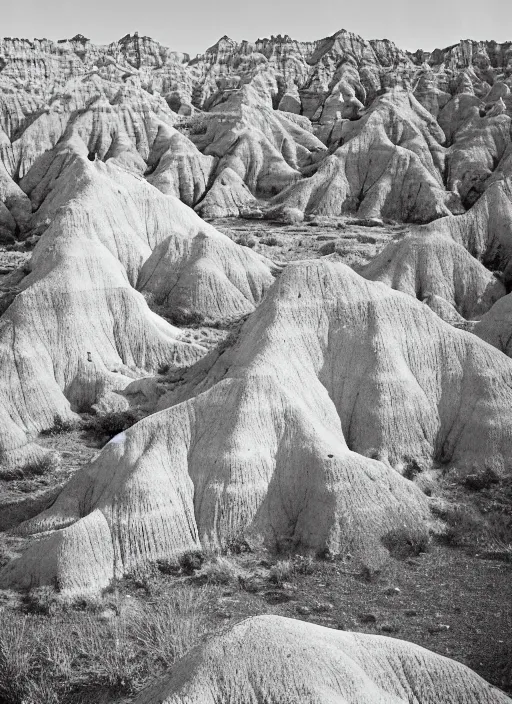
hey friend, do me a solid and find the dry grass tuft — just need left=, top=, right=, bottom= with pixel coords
left=0, top=586, right=212, bottom=703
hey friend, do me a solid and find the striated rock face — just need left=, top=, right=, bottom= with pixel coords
left=6, top=259, right=512, bottom=592
left=131, top=616, right=511, bottom=704
left=1, top=29, right=511, bottom=223
left=0, top=131, right=277, bottom=468
left=3, top=28, right=512, bottom=600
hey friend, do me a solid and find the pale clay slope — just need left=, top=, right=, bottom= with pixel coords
left=5, top=260, right=512, bottom=593
left=1, top=32, right=512, bottom=225
left=132, top=616, right=511, bottom=704
left=0, top=132, right=277, bottom=466
left=360, top=177, right=512, bottom=323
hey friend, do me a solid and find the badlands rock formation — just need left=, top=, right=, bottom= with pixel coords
left=1, top=28, right=512, bottom=600
left=0, top=129, right=276, bottom=467
left=132, top=615, right=511, bottom=703
left=1, top=31, right=511, bottom=226
left=5, top=260, right=512, bottom=592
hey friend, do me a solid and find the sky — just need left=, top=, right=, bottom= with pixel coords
left=3, top=0, right=510, bottom=56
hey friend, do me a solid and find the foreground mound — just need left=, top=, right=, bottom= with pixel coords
left=5, top=260, right=512, bottom=593
left=133, top=615, right=510, bottom=704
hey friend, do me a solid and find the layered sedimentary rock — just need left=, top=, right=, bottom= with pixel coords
left=2, top=27, right=512, bottom=596
left=0, top=131, right=276, bottom=467
left=362, top=231, right=506, bottom=321
left=267, top=88, right=461, bottom=222
left=5, top=260, right=512, bottom=592
left=1, top=30, right=512, bottom=221
left=132, top=616, right=511, bottom=704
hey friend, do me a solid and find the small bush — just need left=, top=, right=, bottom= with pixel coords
left=402, top=456, right=426, bottom=481
left=464, top=467, right=500, bottom=491
left=23, top=455, right=57, bottom=477
left=158, top=362, right=171, bottom=375
left=22, top=587, right=60, bottom=615
left=131, top=587, right=210, bottom=666
left=168, top=309, right=204, bottom=326
left=225, top=535, right=252, bottom=555
left=269, top=560, right=294, bottom=586
left=432, top=502, right=484, bottom=547
left=319, top=240, right=336, bottom=255
left=179, top=550, right=205, bottom=575
left=261, top=236, right=282, bottom=247
left=156, top=558, right=181, bottom=576
left=84, top=410, right=139, bottom=440
left=0, top=466, right=23, bottom=481
left=293, top=554, right=317, bottom=575
left=1, top=454, right=58, bottom=481
left=381, top=527, right=429, bottom=559
left=201, top=556, right=240, bottom=584
left=40, top=415, right=76, bottom=437
left=235, top=235, right=257, bottom=248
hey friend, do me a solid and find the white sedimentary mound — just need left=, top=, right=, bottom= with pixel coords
left=131, top=616, right=511, bottom=704
left=4, top=260, right=512, bottom=592
left=362, top=231, right=506, bottom=321
left=133, top=615, right=511, bottom=704
left=0, top=132, right=277, bottom=466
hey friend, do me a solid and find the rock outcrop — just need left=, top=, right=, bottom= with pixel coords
left=5, top=260, right=512, bottom=592
left=133, top=615, right=510, bottom=704
left=2, top=30, right=512, bottom=221
left=0, top=131, right=277, bottom=466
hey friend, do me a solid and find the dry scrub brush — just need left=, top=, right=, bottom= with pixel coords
left=0, top=586, right=213, bottom=703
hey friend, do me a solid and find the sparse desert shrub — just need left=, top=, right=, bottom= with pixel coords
left=168, top=308, right=204, bottom=326
left=319, top=240, right=336, bottom=255
left=225, top=534, right=252, bottom=555
left=22, top=586, right=60, bottom=615
left=24, top=454, right=58, bottom=477
left=261, top=235, right=282, bottom=246
left=1, top=454, right=58, bottom=480
left=40, top=415, right=77, bottom=436
left=201, top=556, right=240, bottom=584
left=131, top=587, right=210, bottom=667
left=235, top=233, right=257, bottom=248
left=84, top=410, right=139, bottom=440
left=381, top=527, right=429, bottom=559
left=359, top=563, right=382, bottom=583
left=156, top=558, right=181, bottom=576
left=269, top=559, right=293, bottom=586
left=402, top=456, right=427, bottom=481
left=293, top=554, right=317, bottom=575
left=432, top=501, right=484, bottom=547
left=0, top=465, right=23, bottom=480
left=179, top=550, right=205, bottom=575
left=464, top=467, right=500, bottom=491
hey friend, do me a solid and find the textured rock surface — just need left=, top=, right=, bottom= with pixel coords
left=0, top=130, right=276, bottom=466
left=1, top=31, right=512, bottom=222
left=6, top=260, right=512, bottom=592
left=132, top=615, right=510, bottom=704
left=2, top=28, right=512, bottom=600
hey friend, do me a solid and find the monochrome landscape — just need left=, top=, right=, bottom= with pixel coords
left=0, top=27, right=511, bottom=703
